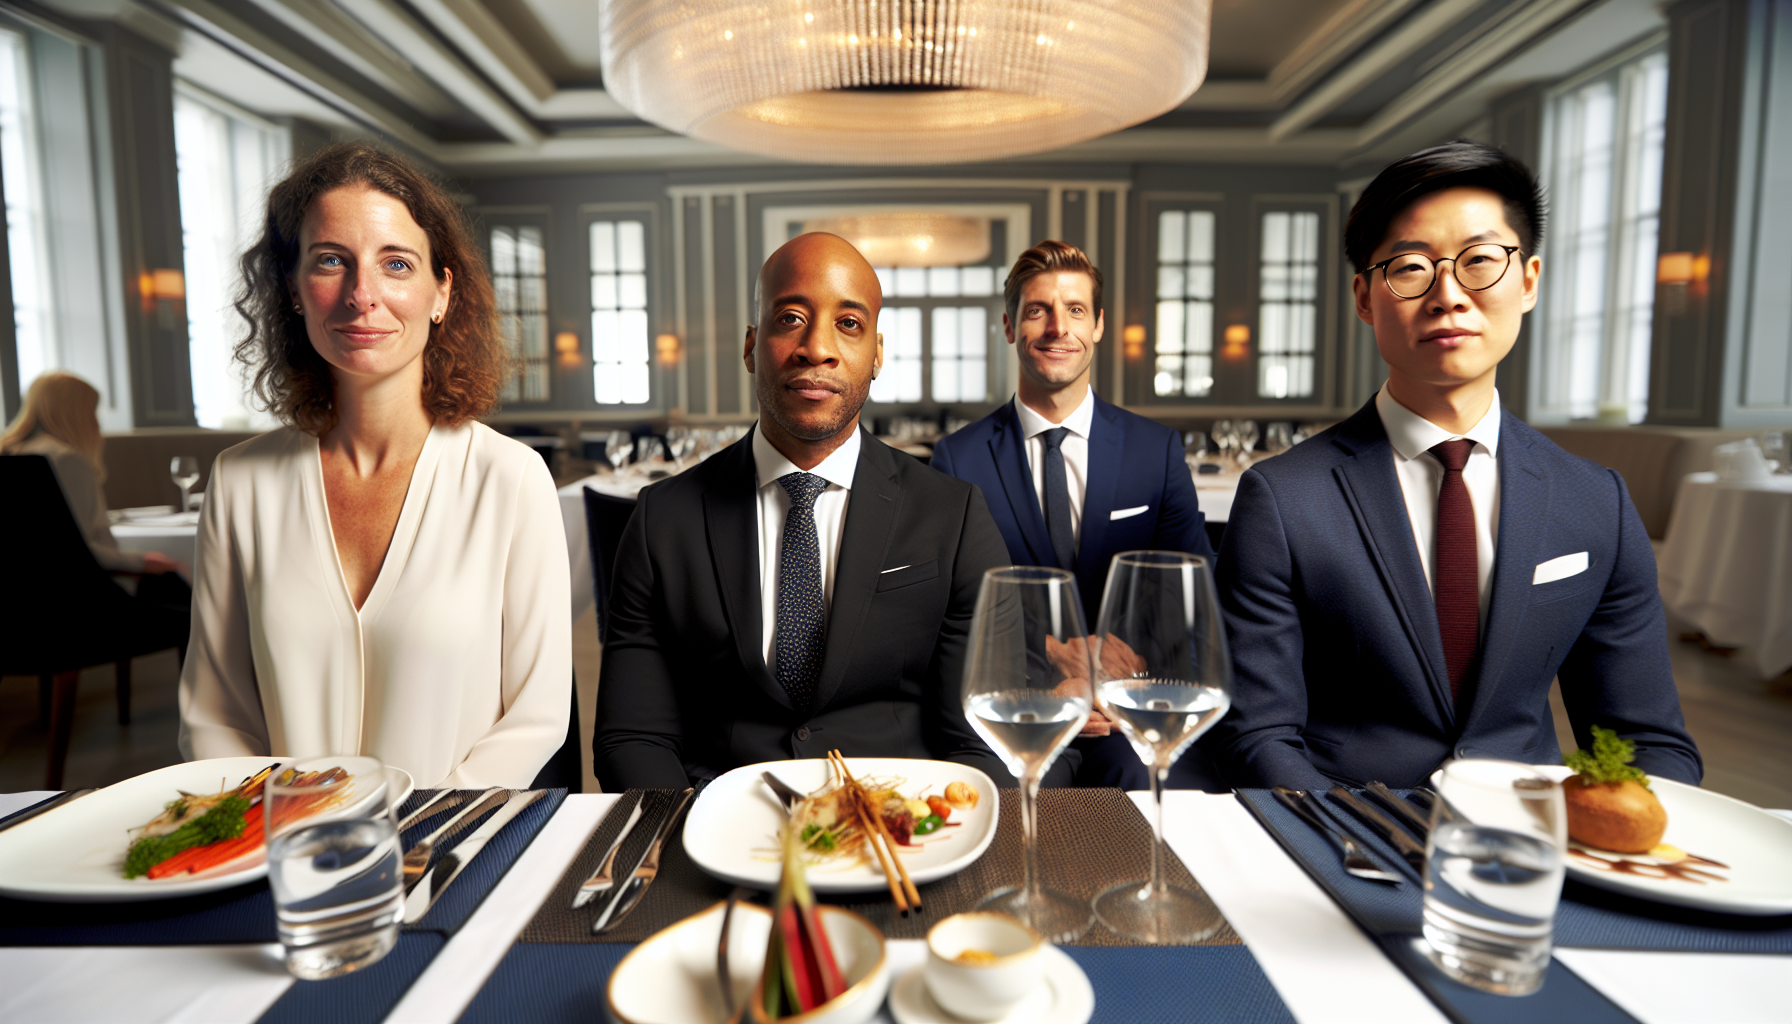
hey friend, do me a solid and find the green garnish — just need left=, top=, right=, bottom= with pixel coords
left=799, top=822, right=837, bottom=853
left=123, top=794, right=251, bottom=878
left=913, top=814, right=943, bottom=836
left=1564, top=725, right=1650, bottom=788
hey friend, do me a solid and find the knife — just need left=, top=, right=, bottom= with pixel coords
left=1327, top=786, right=1427, bottom=872
left=403, top=789, right=545, bottom=924
left=0, top=789, right=95, bottom=833
left=572, top=793, right=645, bottom=908
left=1364, top=781, right=1433, bottom=838
left=591, top=787, right=694, bottom=934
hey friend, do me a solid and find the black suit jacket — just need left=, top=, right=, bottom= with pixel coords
left=1213, top=399, right=1703, bottom=790
left=594, top=428, right=1035, bottom=790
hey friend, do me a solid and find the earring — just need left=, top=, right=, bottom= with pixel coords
left=431, top=311, right=442, bottom=324
left=292, top=303, right=302, bottom=313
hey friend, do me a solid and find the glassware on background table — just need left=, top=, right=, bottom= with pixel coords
left=170, top=456, right=200, bottom=512
left=1210, top=420, right=1234, bottom=464
left=1759, top=431, right=1788, bottom=473
left=962, top=566, right=1094, bottom=942
left=1422, top=759, right=1567, bottom=996
left=1234, top=420, right=1260, bottom=465
left=266, top=755, right=403, bottom=980
left=1263, top=422, right=1294, bottom=456
left=1090, top=551, right=1232, bottom=943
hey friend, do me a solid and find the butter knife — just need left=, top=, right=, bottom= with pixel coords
left=1328, top=786, right=1427, bottom=872
left=403, top=789, right=545, bottom=924
left=591, top=787, right=694, bottom=935
left=0, top=789, right=95, bottom=833
left=572, top=793, right=645, bottom=908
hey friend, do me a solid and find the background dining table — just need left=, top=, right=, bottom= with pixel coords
left=1657, top=471, right=1792, bottom=680
left=1, top=786, right=1783, bottom=1024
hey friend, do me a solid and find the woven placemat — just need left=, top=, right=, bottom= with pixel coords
left=523, top=788, right=1239, bottom=947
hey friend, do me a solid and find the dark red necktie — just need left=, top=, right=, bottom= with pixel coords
left=1431, top=439, right=1479, bottom=702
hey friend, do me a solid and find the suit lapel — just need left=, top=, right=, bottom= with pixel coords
left=1076, top=397, right=1123, bottom=575
left=1462, top=414, right=1549, bottom=731
left=812, top=431, right=899, bottom=713
left=989, top=403, right=1053, bottom=565
left=703, top=438, right=791, bottom=711
left=1330, top=403, right=1456, bottom=730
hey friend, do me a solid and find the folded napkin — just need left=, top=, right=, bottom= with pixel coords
left=0, top=944, right=292, bottom=1024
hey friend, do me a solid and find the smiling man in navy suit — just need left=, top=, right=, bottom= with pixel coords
left=932, top=240, right=1217, bottom=789
left=1214, top=142, right=1701, bottom=791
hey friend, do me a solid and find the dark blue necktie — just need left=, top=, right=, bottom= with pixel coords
left=776, top=472, right=828, bottom=709
left=1041, top=427, right=1076, bottom=570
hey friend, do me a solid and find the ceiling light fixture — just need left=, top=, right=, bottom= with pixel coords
left=803, top=213, right=991, bottom=266
left=598, top=0, right=1212, bottom=165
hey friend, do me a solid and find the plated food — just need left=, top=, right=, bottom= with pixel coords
left=0, top=757, right=413, bottom=903
left=1563, top=726, right=1669, bottom=854
left=683, top=758, right=999, bottom=895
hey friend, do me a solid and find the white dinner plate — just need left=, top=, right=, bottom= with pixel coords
left=0, top=757, right=414, bottom=902
left=1440, top=766, right=1792, bottom=916
left=683, top=758, right=1000, bottom=894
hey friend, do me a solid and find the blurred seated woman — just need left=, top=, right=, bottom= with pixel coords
left=179, top=141, right=570, bottom=789
left=2, top=372, right=188, bottom=586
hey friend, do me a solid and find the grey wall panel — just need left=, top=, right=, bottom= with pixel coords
left=1727, top=0, right=1792, bottom=423
left=1096, top=188, right=1118, bottom=402
left=1490, top=84, right=1547, bottom=424
left=681, top=195, right=708, bottom=416
left=713, top=194, right=743, bottom=415
left=1060, top=188, right=1088, bottom=253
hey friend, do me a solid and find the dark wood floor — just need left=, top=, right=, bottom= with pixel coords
left=4, top=615, right=1788, bottom=807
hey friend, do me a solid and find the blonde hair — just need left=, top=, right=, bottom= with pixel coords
left=1, top=372, right=106, bottom=480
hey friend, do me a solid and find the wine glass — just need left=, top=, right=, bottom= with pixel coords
left=604, top=430, right=634, bottom=473
left=1091, top=551, right=1232, bottom=943
left=1263, top=422, right=1294, bottom=456
left=170, top=456, right=200, bottom=513
left=963, top=566, right=1094, bottom=942
left=1234, top=420, right=1260, bottom=466
left=1210, top=420, right=1234, bottom=463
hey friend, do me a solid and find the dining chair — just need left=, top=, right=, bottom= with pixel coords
left=1, top=455, right=190, bottom=788
left=581, top=487, right=639, bottom=641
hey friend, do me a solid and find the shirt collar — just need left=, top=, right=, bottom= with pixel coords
left=1375, top=385, right=1502, bottom=461
left=752, top=421, right=861, bottom=492
left=1013, top=387, right=1096, bottom=441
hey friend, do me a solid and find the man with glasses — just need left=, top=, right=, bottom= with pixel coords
left=1213, top=142, right=1701, bottom=790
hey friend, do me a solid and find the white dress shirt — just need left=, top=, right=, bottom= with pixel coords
left=1375, top=386, right=1502, bottom=631
left=1014, top=387, right=1095, bottom=550
left=178, top=422, right=572, bottom=789
left=754, top=423, right=859, bottom=669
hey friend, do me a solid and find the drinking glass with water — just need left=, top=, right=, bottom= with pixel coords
left=266, top=756, right=403, bottom=980
left=1422, top=759, right=1568, bottom=995
left=1090, top=551, right=1231, bottom=943
left=963, top=566, right=1094, bottom=943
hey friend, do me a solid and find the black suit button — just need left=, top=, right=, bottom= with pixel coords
left=796, top=726, right=811, bottom=742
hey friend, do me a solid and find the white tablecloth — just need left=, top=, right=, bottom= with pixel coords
left=111, top=511, right=200, bottom=574
left=2, top=790, right=1786, bottom=1024
left=1658, top=472, right=1792, bottom=679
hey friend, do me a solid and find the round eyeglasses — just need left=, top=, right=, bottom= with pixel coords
left=1366, top=244, right=1523, bottom=299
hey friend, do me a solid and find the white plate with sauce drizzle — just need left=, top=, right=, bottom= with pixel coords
left=1528, top=765, right=1792, bottom=916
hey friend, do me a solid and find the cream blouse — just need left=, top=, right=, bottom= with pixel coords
left=177, top=421, right=571, bottom=788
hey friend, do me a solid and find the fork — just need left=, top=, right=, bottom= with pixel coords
left=1271, top=786, right=1400, bottom=884
left=401, top=788, right=506, bottom=890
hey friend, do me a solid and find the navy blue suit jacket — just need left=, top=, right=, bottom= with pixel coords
left=1213, top=399, right=1702, bottom=791
left=930, top=394, right=1215, bottom=620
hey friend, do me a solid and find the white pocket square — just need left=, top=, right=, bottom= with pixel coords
left=1533, top=551, right=1589, bottom=585
left=1110, top=505, right=1149, bottom=521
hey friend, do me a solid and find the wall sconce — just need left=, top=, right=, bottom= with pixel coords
left=1122, top=323, right=1146, bottom=361
left=1222, top=323, right=1251, bottom=361
left=655, top=333, right=683, bottom=367
left=140, top=269, right=185, bottom=326
left=554, top=331, right=581, bottom=369
left=1656, top=252, right=1708, bottom=315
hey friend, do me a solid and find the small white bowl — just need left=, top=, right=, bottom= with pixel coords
left=922, top=912, right=1044, bottom=1022
left=606, top=901, right=887, bottom=1024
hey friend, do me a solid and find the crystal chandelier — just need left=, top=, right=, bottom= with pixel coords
left=598, top=0, right=1212, bottom=165
left=803, top=213, right=991, bottom=266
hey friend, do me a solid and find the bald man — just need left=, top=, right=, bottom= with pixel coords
left=595, top=233, right=1047, bottom=790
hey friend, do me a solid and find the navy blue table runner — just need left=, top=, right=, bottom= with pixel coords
left=1236, top=788, right=1639, bottom=1024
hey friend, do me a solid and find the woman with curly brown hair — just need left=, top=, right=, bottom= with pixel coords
left=178, top=141, right=569, bottom=789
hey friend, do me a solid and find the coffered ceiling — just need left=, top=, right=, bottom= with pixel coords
left=62, top=0, right=1665, bottom=174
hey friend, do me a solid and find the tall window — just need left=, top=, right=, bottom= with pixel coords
left=1258, top=211, right=1320, bottom=399
left=1154, top=210, right=1216, bottom=397
left=174, top=87, right=288, bottom=429
left=491, top=225, right=548, bottom=402
left=1, top=27, right=53, bottom=392
left=590, top=220, right=649, bottom=405
left=1540, top=48, right=1668, bottom=423
left=871, top=262, right=1000, bottom=405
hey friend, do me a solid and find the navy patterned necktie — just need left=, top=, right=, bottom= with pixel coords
left=1041, top=427, right=1077, bottom=570
left=775, top=472, right=829, bottom=709
left=1431, top=439, right=1479, bottom=703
